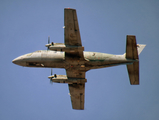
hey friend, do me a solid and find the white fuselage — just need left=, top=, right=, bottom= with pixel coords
left=12, top=50, right=135, bottom=71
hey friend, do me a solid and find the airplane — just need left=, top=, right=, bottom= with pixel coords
left=12, top=8, right=146, bottom=110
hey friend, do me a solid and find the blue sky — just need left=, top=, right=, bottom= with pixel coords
left=0, top=0, right=159, bottom=120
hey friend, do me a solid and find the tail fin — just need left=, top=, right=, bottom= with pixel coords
left=125, top=35, right=146, bottom=85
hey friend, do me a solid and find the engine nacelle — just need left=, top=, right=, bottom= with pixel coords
left=45, top=43, right=65, bottom=48
left=45, top=43, right=84, bottom=52
left=48, top=75, right=87, bottom=84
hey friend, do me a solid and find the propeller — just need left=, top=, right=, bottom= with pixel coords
left=46, top=36, right=54, bottom=50
left=51, top=68, right=53, bottom=76
left=49, top=68, right=57, bottom=84
left=50, top=68, right=53, bottom=84
left=47, top=36, right=50, bottom=50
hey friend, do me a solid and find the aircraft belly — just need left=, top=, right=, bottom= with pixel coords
left=85, top=58, right=132, bottom=70
left=26, top=61, right=65, bottom=68
left=43, top=61, right=65, bottom=68
left=25, top=51, right=65, bottom=68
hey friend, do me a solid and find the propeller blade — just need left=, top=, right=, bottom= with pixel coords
left=49, top=68, right=54, bottom=84
left=47, top=36, right=50, bottom=50
left=50, top=79, right=53, bottom=84
left=48, top=36, right=50, bottom=44
left=51, top=68, right=53, bottom=76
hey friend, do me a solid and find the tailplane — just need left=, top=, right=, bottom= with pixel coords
left=127, top=61, right=139, bottom=85
left=126, top=35, right=138, bottom=60
left=125, top=35, right=146, bottom=85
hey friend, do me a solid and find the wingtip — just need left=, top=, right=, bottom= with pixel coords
left=64, top=8, right=76, bottom=10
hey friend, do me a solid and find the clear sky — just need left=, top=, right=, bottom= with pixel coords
left=0, top=0, right=159, bottom=120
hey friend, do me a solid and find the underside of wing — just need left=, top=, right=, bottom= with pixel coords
left=66, top=69, right=86, bottom=79
left=66, top=69, right=86, bottom=110
left=64, top=8, right=85, bottom=61
left=64, top=8, right=86, bottom=110
left=68, top=83, right=85, bottom=110
left=64, top=8, right=82, bottom=46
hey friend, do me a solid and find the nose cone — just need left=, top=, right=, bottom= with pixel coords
left=12, top=55, right=26, bottom=66
left=12, top=57, right=20, bottom=64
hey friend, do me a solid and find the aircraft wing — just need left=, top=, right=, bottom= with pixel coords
left=66, top=69, right=86, bottom=110
left=68, top=83, right=85, bottom=110
left=64, top=8, right=82, bottom=46
left=64, top=8, right=84, bottom=60
left=65, top=8, right=86, bottom=110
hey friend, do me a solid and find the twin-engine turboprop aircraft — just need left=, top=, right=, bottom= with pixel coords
left=12, top=8, right=146, bottom=110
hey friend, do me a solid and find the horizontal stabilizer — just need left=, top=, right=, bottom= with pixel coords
left=126, top=35, right=138, bottom=59
left=125, top=35, right=141, bottom=85
left=127, top=61, right=139, bottom=85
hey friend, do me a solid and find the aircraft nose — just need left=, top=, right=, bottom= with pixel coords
left=12, top=57, right=21, bottom=64
left=12, top=56, right=24, bottom=65
left=12, top=59, right=16, bottom=64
